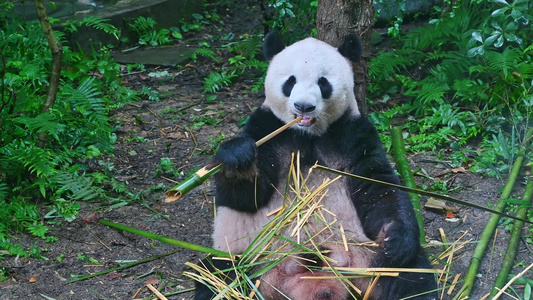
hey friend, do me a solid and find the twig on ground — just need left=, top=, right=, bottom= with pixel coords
left=492, top=262, right=533, bottom=300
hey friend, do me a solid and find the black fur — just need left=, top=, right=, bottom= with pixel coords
left=263, top=32, right=285, bottom=61
left=195, top=33, right=436, bottom=300
left=318, top=76, right=332, bottom=99
left=282, top=75, right=296, bottom=97
left=338, top=33, right=363, bottom=62
left=196, top=107, right=437, bottom=299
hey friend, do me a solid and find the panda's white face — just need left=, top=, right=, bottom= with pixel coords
left=264, top=37, right=360, bottom=136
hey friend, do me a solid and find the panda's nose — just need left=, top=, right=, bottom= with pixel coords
left=294, top=102, right=316, bottom=113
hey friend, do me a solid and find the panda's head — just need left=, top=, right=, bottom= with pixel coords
left=263, top=33, right=363, bottom=135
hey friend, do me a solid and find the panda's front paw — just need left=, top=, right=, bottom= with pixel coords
left=213, top=137, right=257, bottom=179
left=382, top=221, right=419, bottom=266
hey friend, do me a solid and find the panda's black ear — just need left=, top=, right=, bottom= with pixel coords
left=338, top=34, right=363, bottom=62
left=263, top=32, right=285, bottom=61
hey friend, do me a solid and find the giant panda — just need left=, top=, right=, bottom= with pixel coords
left=194, top=32, right=437, bottom=300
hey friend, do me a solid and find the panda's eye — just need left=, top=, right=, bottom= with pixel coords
left=318, top=77, right=332, bottom=99
left=282, top=76, right=296, bottom=97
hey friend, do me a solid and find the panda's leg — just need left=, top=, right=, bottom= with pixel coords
left=395, top=250, right=438, bottom=300
left=369, top=250, right=438, bottom=300
left=194, top=257, right=235, bottom=300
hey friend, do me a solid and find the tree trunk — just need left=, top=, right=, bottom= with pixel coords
left=316, top=0, right=374, bottom=115
left=34, top=0, right=63, bottom=146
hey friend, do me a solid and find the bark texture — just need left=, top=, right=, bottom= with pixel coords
left=34, top=0, right=63, bottom=146
left=316, top=0, right=374, bottom=115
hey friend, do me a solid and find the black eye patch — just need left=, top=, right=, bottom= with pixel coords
left=282, top=75, right=296, bottom=97
left=318, top=77, right=332, bottom=99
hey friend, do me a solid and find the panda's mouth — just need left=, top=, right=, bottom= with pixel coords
left=295, top=115, right=315, bottom=127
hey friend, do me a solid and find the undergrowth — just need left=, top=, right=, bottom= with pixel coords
left=0, top=3, right=139, bottom=258
left=368, top=0, right=533, bottom=178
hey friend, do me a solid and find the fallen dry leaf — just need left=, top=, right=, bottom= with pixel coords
left=452, top=167, right=467, bottom=173
left=145, top=277, right=159, bottom=285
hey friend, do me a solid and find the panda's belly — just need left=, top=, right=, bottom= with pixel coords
left=213, top=200, right=282, bottom=253
left=212, top=172, right=371, bottom=253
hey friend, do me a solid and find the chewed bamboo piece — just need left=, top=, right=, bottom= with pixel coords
left=165, top=117, right=303, bottom=203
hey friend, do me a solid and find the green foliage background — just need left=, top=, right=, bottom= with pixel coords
left=1, top=0, right=532, bottom=264
left=0, top=2, right=138, bottom=258
left=368, top=0, right=533, bottom=177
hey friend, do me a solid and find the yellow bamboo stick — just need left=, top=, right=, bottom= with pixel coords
left=165, top=117, right=303, bottom=203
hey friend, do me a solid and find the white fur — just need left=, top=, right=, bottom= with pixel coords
left=213, top=169, right=374, bottom=300
left=213, top=174, right=371, bottom=254
left=264, top=37, right=360, bottom=135
left=211, top=38, right=373, bottom=299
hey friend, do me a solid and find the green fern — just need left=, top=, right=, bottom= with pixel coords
left=203, top=71, right=237, bottom=94
left=3, top=140, right=60, bottom=179
left=404, top=77, right=450, bottom=107
left=194, top=48, right=221, bottom=63
left=369, top=50, right=414, bottom=80
left=129, top=16, right=170, bottom=46
left=81, top=16, right=120, bottom=40
left=484, top=48, right=523, bottom=77
left=13, top=111, right=66, bottom=141
left=62, top=77, right=108, bottom=124
left=0, top=182, right=7, bottom=201
left=54, top=171, right=106, bottom=202
left=230, top=37, right=262, bottom=57
left=129, top=16, right=157, bottom=33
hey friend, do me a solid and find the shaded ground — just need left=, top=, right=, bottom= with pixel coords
left=1, top=2, right=533, bottom=300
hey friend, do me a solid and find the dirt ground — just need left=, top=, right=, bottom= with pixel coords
left=1, top=2, right=533, bottom=300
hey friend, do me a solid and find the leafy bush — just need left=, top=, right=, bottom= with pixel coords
left=369, top=0, right=533, bottom=176
left=0, top=4, right=138, bottom=258
left=129, top=16, right=171, bottom=46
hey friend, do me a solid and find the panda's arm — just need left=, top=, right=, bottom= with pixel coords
left=212, top=107, right=284, bottom=213
left=341, top=117, right=421, bottom=266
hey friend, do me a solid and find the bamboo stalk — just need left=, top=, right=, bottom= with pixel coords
left=66, top=250, right=177, bottom=283
left=457, top=127, right=533, bottom=299
left=312, top=164, right=532, bottom=224
left=146, top=283, right=168, bottom=300
left=99, top=219, right=230, bottom=257
left=489, top=180, right=533, bottom=298
left=165, top=117, right=303, bottom=203
left=390, top=126, right=426, bottom=244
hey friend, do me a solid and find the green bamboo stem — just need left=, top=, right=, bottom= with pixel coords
left=457, top=127, right=533, bottom=299
left=312, top=164, right=532, bottom=224
left=391, top=126, right=426, bottom=245
left=99, top=219, right=230, bottom=257
left=489, top=180, right=533, bottom=297
left=165, top=117, right=302, bottom=203
left=66, top=250, right=178, bottom=283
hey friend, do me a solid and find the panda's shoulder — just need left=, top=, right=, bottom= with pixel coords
left=330, top=113, right=379, bottom=139
left=242, top=106, right=284, bottom=139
